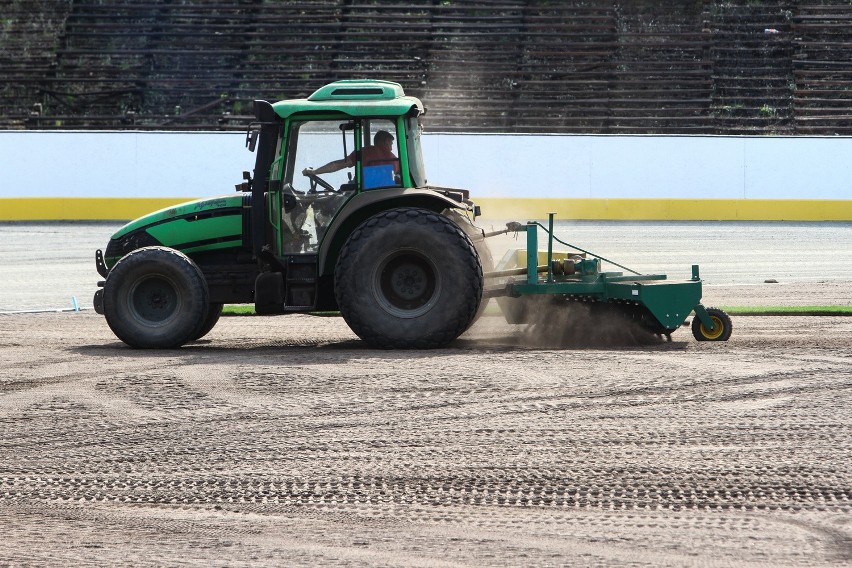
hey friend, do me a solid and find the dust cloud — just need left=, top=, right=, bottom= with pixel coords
left=524, top=300, right=666, bottom=348
left=466, top=298, right=667, bottom=350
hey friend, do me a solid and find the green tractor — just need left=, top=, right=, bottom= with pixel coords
left=94, top=80, right=487, bottom=349
left=94, top=79, right=732, bottom=349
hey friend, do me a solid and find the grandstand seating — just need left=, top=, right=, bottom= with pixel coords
left=792, top=3, right=852, bottom=134
left=0, top=0, right=851, bottom=134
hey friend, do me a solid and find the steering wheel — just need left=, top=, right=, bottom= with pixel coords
left=304, top=171, right=336, bottom=193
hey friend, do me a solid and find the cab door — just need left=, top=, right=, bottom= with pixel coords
left=272, top=118, right=358, bottom=255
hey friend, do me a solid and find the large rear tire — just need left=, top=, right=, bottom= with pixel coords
left=335, top=207, right=483, bottom=348
left=103, top=246, right=209, bottom=348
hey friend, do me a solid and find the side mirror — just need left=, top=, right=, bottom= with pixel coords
left=235, top=171, right=252, bottom=192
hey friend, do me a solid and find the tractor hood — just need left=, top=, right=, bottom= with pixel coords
left=103, top=195, right=247, bottom=266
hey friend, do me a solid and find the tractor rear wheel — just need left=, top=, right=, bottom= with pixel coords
left=103, top=246, right=209, bottom=348
left=335, top=207, right=483, bottom=348
left=691, top=307, right=733, bottom=341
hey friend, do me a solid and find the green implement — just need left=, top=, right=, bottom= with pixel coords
left=487, top=215, right=732, bottom=342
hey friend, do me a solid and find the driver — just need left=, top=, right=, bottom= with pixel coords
left=302, top=130, right=398, bottom=177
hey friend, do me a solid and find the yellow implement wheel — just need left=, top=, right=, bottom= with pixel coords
left=692, top=307, right=732, bottom=341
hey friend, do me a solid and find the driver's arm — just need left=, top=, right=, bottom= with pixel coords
left=303, top=155, right=353, bottom=176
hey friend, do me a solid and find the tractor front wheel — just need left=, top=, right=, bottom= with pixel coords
left=691, top=307, right=733, bottom=341
left=192, top=302, right=223, bottom=341
left=335, top=207, right=483, bottom=348
left=103, top=246, right=210, bottom=348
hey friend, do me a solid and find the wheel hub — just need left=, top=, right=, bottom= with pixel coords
left=130, top=276, right=179, bottom=324
left=700, top=316, right=724, bottom=339
left=375, top=251, right=440, bottom=318
left=392, top=264, right=427, bottom=299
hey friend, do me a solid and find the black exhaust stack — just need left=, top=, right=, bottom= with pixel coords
left=250, top=100, right=279, bottom=260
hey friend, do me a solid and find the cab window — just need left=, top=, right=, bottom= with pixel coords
left=405, top=117, right=427, bottom=187
left=286, top=120, right=356, bottom=192
left=279, top=119, right=355, bottom=254
left=359, top=118, right=401, bottom=190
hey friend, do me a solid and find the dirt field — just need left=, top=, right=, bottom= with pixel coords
left=1, top=284, right=850, bottom=566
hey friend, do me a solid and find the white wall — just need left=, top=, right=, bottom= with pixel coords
left=0, top=131, right=254, bottom=198
left=425, top=134, right=852, bottom=200
left=1, top=131, right=850, bottom=200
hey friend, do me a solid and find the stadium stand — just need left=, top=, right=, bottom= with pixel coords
left=793, top=3, right=852, bottom=134
left=0, top=0, right=850, bottom=134
left=709, top=2, right=794, bottom=134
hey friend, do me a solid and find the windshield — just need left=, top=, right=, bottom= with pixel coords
left=286, top=120, right=356, bottom=192
left=406, top=117, right=427, bottom=186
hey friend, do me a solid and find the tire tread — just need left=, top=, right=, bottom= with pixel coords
left=335, top=208, right=482, bottom=348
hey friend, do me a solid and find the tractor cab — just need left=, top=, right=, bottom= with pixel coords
left=272, top=116, right=408, bottom=253
left=245, top=80, right=437, bottom=258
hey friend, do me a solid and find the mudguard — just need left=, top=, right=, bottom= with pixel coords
left=317, top=187, right=471, bottom=275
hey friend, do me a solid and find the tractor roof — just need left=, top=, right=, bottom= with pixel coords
left=271, top=80, right=424, bottom=119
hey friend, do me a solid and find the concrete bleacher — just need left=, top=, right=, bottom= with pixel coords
left=1, top=0, right=852, bottom=134
left=792, top=3, right=852, bottom=134
left=0, top=0, right=73, bottom=123
left=708, top=2, right=795, bottom=134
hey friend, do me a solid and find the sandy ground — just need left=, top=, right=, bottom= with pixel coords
left=1, top=303, right=850, bottom=567
left=1, top=221, right=850, bottom=566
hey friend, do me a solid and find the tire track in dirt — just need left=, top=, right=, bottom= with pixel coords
left=1, top=312, right=850, bottom=566
left=0, top=502, right=846, bottom=567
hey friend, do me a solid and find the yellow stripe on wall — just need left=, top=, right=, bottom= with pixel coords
left=0, top=198, right=191, bottom=221
left=1, top=197, right=851, bottom=221
left=476, top=198, right=852, bottom=221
